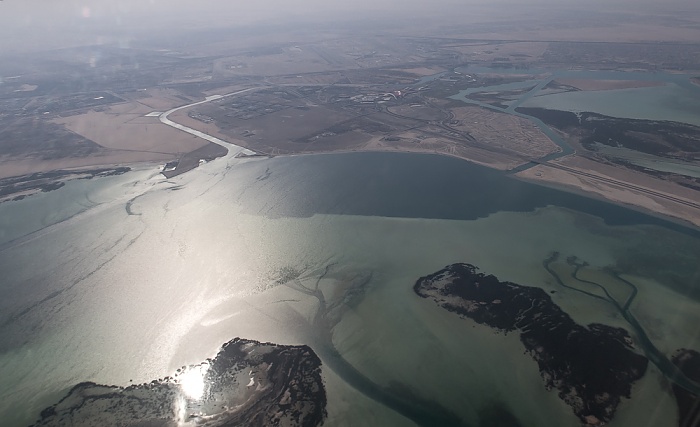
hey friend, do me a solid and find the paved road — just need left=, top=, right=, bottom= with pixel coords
left=159, top=88, right=259, bottom=159
left=536, top=160, right=700, bottom=211
left=158, top=84, right=371, bottom=161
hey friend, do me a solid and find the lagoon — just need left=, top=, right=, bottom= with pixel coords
left=520, top=82, right=700, bottom=127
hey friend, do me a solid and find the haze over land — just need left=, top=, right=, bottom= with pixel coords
left=2, top=0, right=700, bottom=54
left=5, top=0, right=699, bottom=225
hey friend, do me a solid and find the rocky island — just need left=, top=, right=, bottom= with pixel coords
left=31, top=338, right=326, bottom=427
left=414, top=263, right=648, bottom=426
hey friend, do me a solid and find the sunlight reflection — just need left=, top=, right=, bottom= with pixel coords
left=178, top=364, right=209, bottom=401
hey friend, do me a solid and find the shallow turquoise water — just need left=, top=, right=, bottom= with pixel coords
left=520, top=83, right=700, bottom=126
left=1, top=152, right=699, bottom=426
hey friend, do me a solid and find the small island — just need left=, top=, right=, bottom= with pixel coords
left=31, top=338, right=326, bottom=427
left=414, top=263, right=648, bottom=426
left=671, top=349, right=700, bottom=427
left=0, top=167, right=131, bottom=203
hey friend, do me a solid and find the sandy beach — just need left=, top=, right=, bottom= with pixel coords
left=516, top=156, right=700, bottom=228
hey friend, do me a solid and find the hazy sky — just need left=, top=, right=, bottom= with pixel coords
left=0, top=0, right=469, bottom=53
left=1, top=0, right=699, bottom=54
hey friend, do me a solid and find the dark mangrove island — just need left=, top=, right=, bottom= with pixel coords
left=0, top=167, right=131, bottom=203
left=414, top=263, right=648, bottom=426
left=31, top=338, right=326, bottom=427
left=671, top=349, right=700, bottom=427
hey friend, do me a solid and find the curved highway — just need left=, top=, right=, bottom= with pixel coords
left=158, top=84, right=370, bottom=160
left=159, top=88, right=260, bottom=159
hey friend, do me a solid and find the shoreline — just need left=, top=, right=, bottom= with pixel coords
left=512, top=158, right=700, bottom=231
left=0, top=162, right=162, bottom=204
left=512, top=167, right=700, bottom=233
left=123, top=80, right=700, bottom=233
left=257, top=148, right=700, bottom=232
left=3, top=146, right=698, bottom=235
left=4, top=77, right=697, bottom=232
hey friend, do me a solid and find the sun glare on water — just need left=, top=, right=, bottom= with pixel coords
left=178, top=365, right=209, bottom=400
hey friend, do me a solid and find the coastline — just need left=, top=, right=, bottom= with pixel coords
left=518, top=176, right=696, bottom=229
left=257, top=148, right=700, bottom=232
left=3, top=77, right=697, bottom=231
left=3, top=144, right=698, bottom=235
left=514, top=158, right=700, bottom=230
left=0, top=162, right=163, bottom=204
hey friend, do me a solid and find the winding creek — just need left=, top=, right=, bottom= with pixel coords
left=544, top=252, right=700, bottom=396
left=446, top=67, right=700, bottom=172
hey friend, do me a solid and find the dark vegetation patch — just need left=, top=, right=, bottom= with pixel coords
left=671, top=349, right=700, bottom=427
left=516, top=107, right=700, bottom=158
left=0, top=167, right=130, bottom=202
left=415, top=263, right=648, bottom=426
left=32, top=338, right=327, bottom=427
left=161, top=142, right=227, bottom=178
